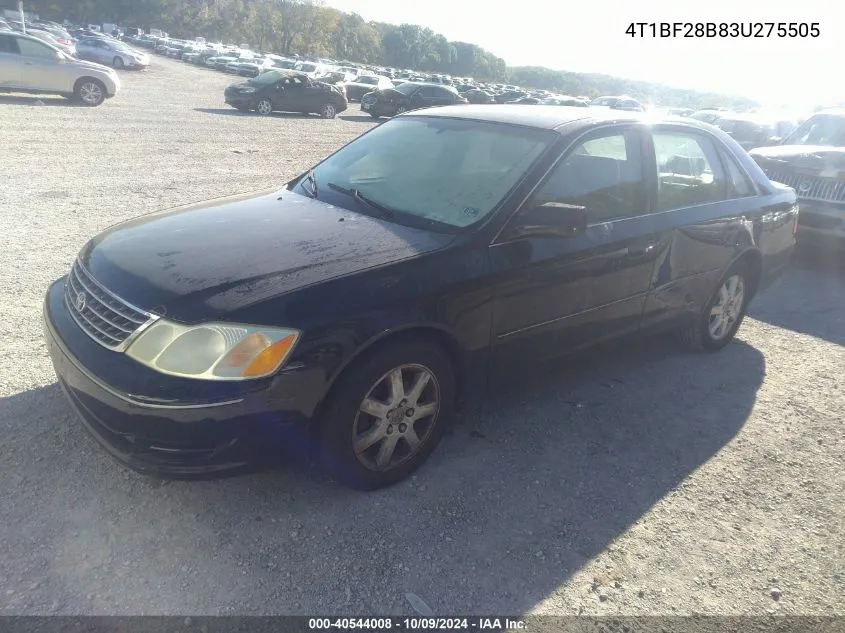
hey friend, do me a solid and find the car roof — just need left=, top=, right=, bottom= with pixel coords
left=407, top=104, right=725, bottom=133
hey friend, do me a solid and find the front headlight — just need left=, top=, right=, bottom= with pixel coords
left=125, top=319, right=300, bottom=381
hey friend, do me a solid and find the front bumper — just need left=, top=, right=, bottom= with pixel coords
left=43, top=278, right=318, bottom=479
left=796, top=200, right=845, bottom=249
left=224, top=89, right=254, bottom=108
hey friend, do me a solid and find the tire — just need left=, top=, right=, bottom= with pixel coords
left=369, top=113, right=381, bottom=119
left=255, top=98, right=273, bottom=116
left=318, top=340, right=456, bottom=491
left=679, top=262, right=750, bottom=352
left=394, top=104, right=407, bottom=116
left=320, top=102, right=337, bottom=119
left=112, top=56, right=124, bottom=69
left=74, top=78, right=106, bottom=107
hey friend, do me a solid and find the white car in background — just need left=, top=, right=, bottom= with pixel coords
left=0, top=31, right=120, bottom=106
left=75, top=36, right=150, bottom=69
left=293, top=61, right=327, bottom=79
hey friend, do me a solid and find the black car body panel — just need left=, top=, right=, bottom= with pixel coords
left=224, top=71, right=347, bottom=115
left=360, top=83, right=464, bottom=117
left=45, top=106, right=797, bottom=478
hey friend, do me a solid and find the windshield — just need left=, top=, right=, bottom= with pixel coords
left=298, top=117, right=552, bottom=230
left=784, top=114, right=845, bottom=146
left=392, top=82, right=421, bottom=96
left=249, top=70, right=284, bottom=85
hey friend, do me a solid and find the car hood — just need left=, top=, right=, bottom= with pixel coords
left=78, top=190, right=455, bottom=323
left=67, top=57, right=114, bottom=73
left=749, top=145, right=845, bottom=173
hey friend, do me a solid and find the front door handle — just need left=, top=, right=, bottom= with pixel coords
left=629, top=242, right=657, bottom=255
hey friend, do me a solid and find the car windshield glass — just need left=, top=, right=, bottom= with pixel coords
left=391, top=82, right=420, bottom=96
left=784, top=114, right=845, bottom=146
left=302, top=117, right=552, bottom=231
left=249, top=70, right=283, bottom=84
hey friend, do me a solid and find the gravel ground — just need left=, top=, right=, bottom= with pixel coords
left=0, top=57, right=843, bottom=617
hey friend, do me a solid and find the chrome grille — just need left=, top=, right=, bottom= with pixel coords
left=764, top=170, right=845, bottom=203
left=64, top=261, right=153, bottom=350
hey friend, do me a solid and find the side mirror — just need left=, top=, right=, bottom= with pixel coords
left=507, top=201, right=588, bottom=239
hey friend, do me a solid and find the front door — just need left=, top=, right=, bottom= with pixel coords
left=0, top=34, right=23, bottom=88
left=489, top=125, right=669, bottom=375
left=273, top=76, right=306, bottom=112
left=16, top=37, right=63, bottom=92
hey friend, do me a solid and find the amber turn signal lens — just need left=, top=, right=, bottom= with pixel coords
left=242, top=333, right=297, bottom=377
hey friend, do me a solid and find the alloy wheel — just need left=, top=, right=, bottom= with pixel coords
left=708, top=274, right=745, bottom=340
left=352, top=364, right=441, bottom=471
left=79, top=82, right=103, bottom=105
left=256, top=99, right=273, bottom=115
left=321, top=103, right=336, bottom=118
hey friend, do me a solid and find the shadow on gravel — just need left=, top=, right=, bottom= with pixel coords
left=339, top=114, right=381, bottom=123
left=749, top=244, right=845, bottom=346
left=0, top=95, right=83, bottom=107
left=0, top=334, right=764, bottom=615
left=193, top=107, right=322, bottom=120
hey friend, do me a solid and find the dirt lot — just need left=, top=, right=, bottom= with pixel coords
left=0, top=56, right=843, bottom=617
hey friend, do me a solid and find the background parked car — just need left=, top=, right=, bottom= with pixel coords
left=361, top=81, right=467, bottom=118
left=464, top=88, right=494, bottom=104
left=0, top=31, right=120, bottom=106
left=342, top=74, right=393, bottom=102
left=75, top=37, right=150, bottom=69
left=224, top=69, right=348, bottom=118
left=22, top=28, right=76, bottom=57
left=714, top=114, right=780, bottom=151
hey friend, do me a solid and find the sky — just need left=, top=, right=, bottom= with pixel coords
left=325, top=0, right=840, bottom=109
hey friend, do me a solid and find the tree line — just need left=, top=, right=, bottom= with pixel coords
left=25, top=0, right=757, bottom=109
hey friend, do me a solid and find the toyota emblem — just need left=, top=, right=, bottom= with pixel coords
left=75, top=292, right=87, bottom=312
left=798, top=180, right=812, bottom=193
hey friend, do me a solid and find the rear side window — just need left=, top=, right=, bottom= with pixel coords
left=0, top=34, right=20, bottom=54
left=653, top=131, right=728, bottom=211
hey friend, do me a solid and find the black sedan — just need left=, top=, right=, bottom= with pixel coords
left=44, top=106, right=797, bottom=490
left=224, top=69, right=347, bottom=118
left=360, top=81, right=467, bottom=118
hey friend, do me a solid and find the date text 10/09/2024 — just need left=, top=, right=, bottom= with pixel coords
left=625, top=22, right=820, bottom=38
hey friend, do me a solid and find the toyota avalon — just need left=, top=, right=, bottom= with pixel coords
left=44, top=106, right=798, bottom=490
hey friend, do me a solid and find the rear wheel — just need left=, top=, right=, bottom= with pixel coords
left=318, top=341, right=455, bottom=490
left=679, top=263, right=750, bottom=351
left=112, top=56, right=124, bottom=69
left=256, top=98, right=273, bottom=115
left=74, top=78, right=106, bottom=106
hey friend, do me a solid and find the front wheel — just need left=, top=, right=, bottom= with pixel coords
left=318, top=341, right=456, bottom=490
left=394, top=104, right=407, bottom=116
left=320, top=102, right=337, bottom=119
left=369, top=113, right=381, bottom=119
left=112, top=56, right=124, bottom=69
left=255, top=98, right=273, bottom=115
left=679, top=263, right=750, bottom=351
left=74, top=78, right=106, bottom=106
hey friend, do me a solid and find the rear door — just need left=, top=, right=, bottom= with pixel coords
left=0, top=33, right=22, bottom=88
left=638, top=125, right=766, bottom=331
left=489, top=124, right=671, bottom=373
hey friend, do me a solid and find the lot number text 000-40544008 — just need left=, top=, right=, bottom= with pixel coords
left=625, top=22, right=820, bottom=38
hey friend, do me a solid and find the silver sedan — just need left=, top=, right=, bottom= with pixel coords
left=75, top=37, right=150, bottom=69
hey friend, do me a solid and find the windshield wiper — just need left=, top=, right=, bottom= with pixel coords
left=303, top=169, right=318, bottom=197
left=327, top=182, right=394, bottom=219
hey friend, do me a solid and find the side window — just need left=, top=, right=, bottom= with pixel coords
left=653, top=131, right=728, bottom=211
left=720, top=150, right=756, bottom=198
left=0, top=35, right=20, bottom=54
left=17, top=38, right=56, bottom=60
left=533, top=130, right=646, bottom=223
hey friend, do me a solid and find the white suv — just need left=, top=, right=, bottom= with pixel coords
left=0, top=32, right=120, bottom=106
